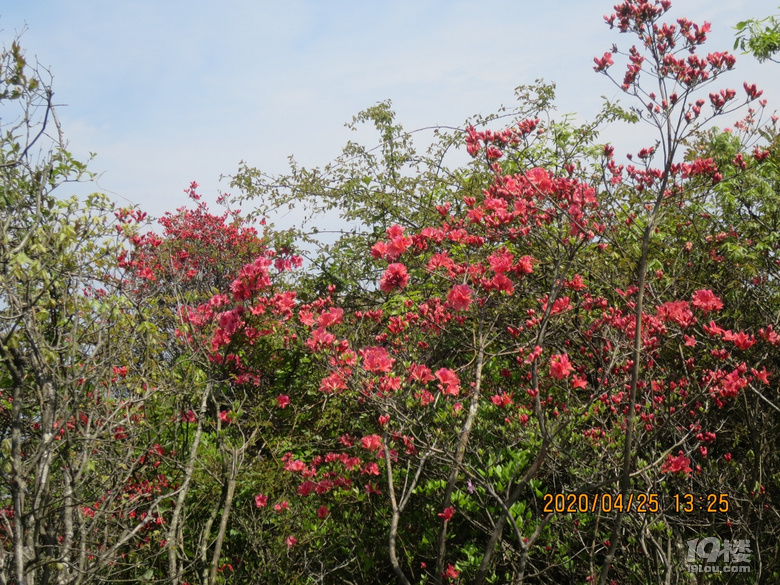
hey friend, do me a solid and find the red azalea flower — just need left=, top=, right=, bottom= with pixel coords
left=549, top=353, right=574, bottom=380
left=691, top=289, right=723, bottom=313
left=661, top=451, right=692, bottom=475
left=360, top=434, right=382, bottom=451
left=317, top=307, right=344, bottom=328
left=379, top=263, right=410, bottom=292
left=360, top=346, right=395, bottom=373
left=435, top=368, right=460, bottom=396
left=446, top=284, right=472, bottom=311
left=438, top=506, right=455, bottom=521
left=408, top=363, right=435, bottom=383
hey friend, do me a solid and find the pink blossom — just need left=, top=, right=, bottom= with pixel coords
left=752, top=367, right=770, bottom=384
left=319, top=371, right=349, bottom=394
left=526, top=167, right=553, bottom=192
left=565, top=274, right=586, bottom=290
left=442, top=564, right=460, bottom=580
left=446, top=284, right=472, bottom=311
left=362, top=462, right=380, bottom=475
left=438, top=506, right=455, bottom=521
left=317, top=307, right=344, bottom=328
left=297, top=480, right=316, bottom=496
left=384, top=225, right=412, bottom=259
left=360, top=346, right=395, bottom=373
left=691, top=289, right=723, bottom=313
left=435, top=368, right=461, bottom=396
left=570, top=375, right=588, bottom=389
left=370, top=241, right=388, bottom=259
left=418, top=390, right=434, bottom=406
left=218, top=308, right=244, bottom=335
left=524, top=345, right=544, bottom=364
left=360, top=434, right=383, bottom=452
left=379, top=373, right=401, bottom=394
left=307, top=327, right=336, bottom=351
left=428, top=252, right=455, bottom=271
left=593, top=51, right=614, bottom=71
left=254, top=494, right=268, bottom=508
left=489, top=273, right=514, bottom=294
left=379, top=263, right=410, bottom=292
left=276, top=394, right=290, bottom=409
left=515, top=255, right=535, bottom=275
left=549, top=354, right=574, bottom=380
left=490, top=393, right=512, bottom=407
left=661, top=451, right=692, bottom=475
left=408, top=363, right=435, bottom=384
left=744, top=81, right=763, bottom=100
left=711, top=368, right=749, bottom=399
left=284, top=459, right=306, bottom=473
left=723, top=330, right=755, bottom=350
left=656, top=301, right=695, bottom=327
left=702, top=320, right=725, bottom=337
left=112, top=365, right=128, bottom=378
left=488, top=248, right=514, bottom=273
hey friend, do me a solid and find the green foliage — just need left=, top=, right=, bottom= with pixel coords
left=0, top=37, right=188, bottom=585
left=735, top=8, right=780, bottom=62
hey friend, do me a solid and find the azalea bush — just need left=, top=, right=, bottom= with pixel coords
left=216, top=1, right=780, bottom=583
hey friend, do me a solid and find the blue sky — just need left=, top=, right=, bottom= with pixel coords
left=2, top=0, right=778, bottom=221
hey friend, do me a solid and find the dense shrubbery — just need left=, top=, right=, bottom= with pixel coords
left=2, top=1, right=780, bottom=583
